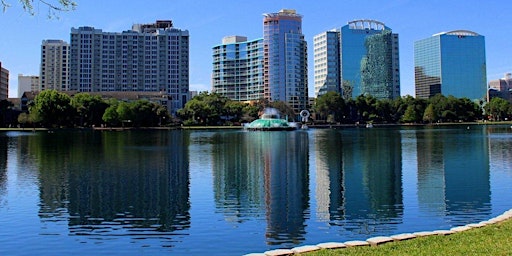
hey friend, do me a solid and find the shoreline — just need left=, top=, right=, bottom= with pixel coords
left=1, top=121, right=511, bottom=132
left=246, top=209, right=512, bottom=255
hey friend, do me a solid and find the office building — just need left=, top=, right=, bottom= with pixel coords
left=487, top=73, right=512, bottom=103
left=263, top=9, right=308, bottom=114
left=40, top=40, right=70, bottom=91
left=313, top=30, right=341, bottom=97
left=212, top=36, right=264, bottom=101
left=0, top=62, right=8, bottom=100
left=70, top=20, right=189, bottom=114
left=314, top=19, right=400, bottom=99
left=18, top=74, right=40, bottom=97
left=414, top=30, right=486, bottom=100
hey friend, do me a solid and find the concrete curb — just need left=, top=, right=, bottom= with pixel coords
left=244, top=209, right=512, bottom=255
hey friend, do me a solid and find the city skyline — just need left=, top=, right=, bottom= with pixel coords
left=1, top=0, right=511, bottom=98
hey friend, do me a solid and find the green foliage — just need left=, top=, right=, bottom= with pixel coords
left=314, top=92, right=345, bottom=123
left=102, top=104, right=119, bottom=126
left=485, top=97, right=511, bottom=121
left=30, top=90, right=74, bottom=127
left=178, top=92, right=233, bottom=125
left=101, top=99, right=170, bottom=127
left=71, top=93, right=108, bottom=127
left=2, top=0, right=77, bottom=18
left=423, top=104, right=438, bottom=123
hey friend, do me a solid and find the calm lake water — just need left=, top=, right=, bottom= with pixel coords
left=1, top=125, right=511, bottom=255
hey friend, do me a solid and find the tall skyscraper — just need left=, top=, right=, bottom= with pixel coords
left=313, top=30, right=340, bottom=97
left=40, top=40, right=69, bottom=91
left=263, top=9, right=308, bottom=114
left=212, top=36, right=264, bottom=101
left=18, top=74, right=39, bottom=97
left=314, top=19, right=400, bottom=99
left=70, top=20, right=189, bottom=114
left=414, top=30, right=487, bottom=100
left=0, top=62, right=8, bottom=100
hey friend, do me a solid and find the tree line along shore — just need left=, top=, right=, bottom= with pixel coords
left=1, top=90, right=512, bottom=129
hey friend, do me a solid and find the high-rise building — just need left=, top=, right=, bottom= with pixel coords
left=18, top=74, right=39, bottom=97
left=69, top=20, right=189, bottom=114
left=263, top=9, right=308, bottom=114
left=0, top=62, right=8, bottom=100
left=414, top=30, right=487, bottom=100
left=212, top=36, right=264, bottom=101
left=313, top=30, right=340, bottom=97
left=40, top=40, right=70, bottom=91
left=315, top=20, right=400, bottom=100
left=488, top=73, right=512, bottom=103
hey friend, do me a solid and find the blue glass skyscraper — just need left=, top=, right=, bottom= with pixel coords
left=314, top=20, right=400, bottom=100
left=414, top=30, right=487, bottom=100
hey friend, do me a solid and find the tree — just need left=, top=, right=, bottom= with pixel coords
left=102, top=105, right=119, bottom=126
left=223, top=101, right=245, bottom=124
left=401, top=105, right=421, bottom=123
left=485, top=97, right=511, bottom=121
left=2, top=0, right=77, bottom=18
left=71, top=93, right=108, bottom=127
left=423, top=103, right=438, bottom=123
left=313, top=91, right=345, bottom=123
left=177, top=92, right=229, bottom=125
left=30, top=90, right=74, bottom=127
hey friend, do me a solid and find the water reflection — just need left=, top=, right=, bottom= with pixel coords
left=212, top=131, right=310, bottom=245
left=0, top=134, right=7, bottom=206
left=416, top=128, right=490, bottom=223
left=33, top=131, right=190, bottom=244
left=340, top=129, right=403, bottom=233
left=0, top=126, right=510, bottom=255
left=313, top=130, right=344, bottom=222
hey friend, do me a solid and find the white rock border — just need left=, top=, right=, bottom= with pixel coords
left=244, top=209, right=512, bottom=256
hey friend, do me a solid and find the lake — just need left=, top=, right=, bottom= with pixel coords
left=1, top=125, right=511, bottom=255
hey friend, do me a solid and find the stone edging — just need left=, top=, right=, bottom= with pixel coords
left=244, top=209, right=512, bottom=256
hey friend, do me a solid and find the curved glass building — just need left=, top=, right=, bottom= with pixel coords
left=314, top=19, right=400, bottom=99
left=414, top=30, right=487, bottom=100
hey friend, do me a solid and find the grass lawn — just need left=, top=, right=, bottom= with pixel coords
left=307, top=218, right=512, bottom=255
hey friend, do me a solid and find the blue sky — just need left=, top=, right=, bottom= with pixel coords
left=1, top=0, right=511, bottom=98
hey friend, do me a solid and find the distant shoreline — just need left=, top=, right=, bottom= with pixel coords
left=1, top=121, right=511, bottom=132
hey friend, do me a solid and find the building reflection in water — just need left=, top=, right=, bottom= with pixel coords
left=340, top=129, right=403, bottom=233
left=313, top=130, right=344, bottom=222
left=0, top=133, right=7, bottom=205
left=416, top=127, right=491, bottom=223
left=212, top=131, right=309, bottom=246
left=34, top=131, right=190, bottom=244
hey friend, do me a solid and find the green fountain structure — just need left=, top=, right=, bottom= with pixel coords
left=245, top=108, right=298, bottom=131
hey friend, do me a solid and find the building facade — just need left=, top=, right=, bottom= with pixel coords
left=263, top=9, right=308, bottom=114
left=40, top=40, right=70, bottom=91
left=0, top=62, right=8, bottom=100
left=18, top=74, right=40, bottom=97
left=313, top=30, right=341, bottom=97
left=314, top=20, right=400, bottom=100
left=488, top=73, right=512, bottom=103
left=212, top=36, right=264, bottom=101
left=414, top=30, right=487, bottom=100
left=69, top=20, right=189, bottom=114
